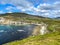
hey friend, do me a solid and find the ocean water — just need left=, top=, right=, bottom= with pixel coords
left=0, top=25, right=35, bottom=45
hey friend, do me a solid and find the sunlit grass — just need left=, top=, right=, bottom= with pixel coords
left=3, top=32, right=60, bottom=45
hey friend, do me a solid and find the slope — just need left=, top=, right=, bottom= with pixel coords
left=3, top=32, right=60, bottom=45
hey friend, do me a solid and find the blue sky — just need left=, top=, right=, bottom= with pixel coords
left=0, top=0, right=60, bottom=18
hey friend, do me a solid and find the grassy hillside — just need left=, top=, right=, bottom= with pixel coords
left=0, top=13, right=60, bottom=45
left=3, top=32, right=60, bottom=45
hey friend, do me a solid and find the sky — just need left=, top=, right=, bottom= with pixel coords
left=0, top=0, right=60, bottom=18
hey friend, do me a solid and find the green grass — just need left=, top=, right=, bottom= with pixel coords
left=3, top=32, right=60, bottom=45
left=1, top=13, right=60, bottom=45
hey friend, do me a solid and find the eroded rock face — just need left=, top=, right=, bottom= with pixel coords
left=32, top=23, right=48, bottom=36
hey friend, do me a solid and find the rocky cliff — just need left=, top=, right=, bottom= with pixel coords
left=32, top=23, right=48, bottom=36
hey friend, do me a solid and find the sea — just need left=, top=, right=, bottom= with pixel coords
left=0, top=24, right=35, bottom=45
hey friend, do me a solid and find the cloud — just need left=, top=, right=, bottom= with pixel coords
left=15, top=1, right=60, bottom=18
left=0, top=0, right=34, bottom=8
left=5, top=6, right=22, bottom=13
left=0, top=11, right=5, bottom=14
left=16, top=6, right=26, bottom=12
left=32, top=1, right=60, bottom=18
left=5, top=6, right=15, bottom=10
left=2, top=0, right=36, bottom=13
left=0, top=0, right=60, bottom=18
left=37, top=1, right=60, bottom=10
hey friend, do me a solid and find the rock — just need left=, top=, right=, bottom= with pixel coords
left=32, top=23, right=48, bottom=36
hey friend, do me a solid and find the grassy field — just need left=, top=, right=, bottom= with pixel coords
left=3, top=32, right=60, bottom=45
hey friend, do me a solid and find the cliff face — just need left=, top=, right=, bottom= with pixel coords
left=32, top=23, right=48, bottom=36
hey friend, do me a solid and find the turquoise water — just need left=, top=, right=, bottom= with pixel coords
left=0, top=25, right=35, bottom=45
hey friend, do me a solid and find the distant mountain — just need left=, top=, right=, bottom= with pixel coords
left=55, top=17, right=60, bottom=19
left=0, top=13, right=51, bottom=24
left=0, top=13, right=49, bottom=18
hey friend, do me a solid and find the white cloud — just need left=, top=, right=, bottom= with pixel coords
left=0, top=0, right=60, bottom=18
left=1, top=0, right=34, bottom=8
left=5, top=6, right=17, bottom=11
left=6, top=6, right=14, bottom=10
left=8, top=11, right=13, bottom=13
left=33, top=1, right=60, bottom=17
left=0, top=11, right=5, bottom=14
left=16, top=6, right=26, bottom=12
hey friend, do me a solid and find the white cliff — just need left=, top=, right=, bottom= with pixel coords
left=32, top=23, right=48, bottom=36
left=40, top=24, right=48, bottom=35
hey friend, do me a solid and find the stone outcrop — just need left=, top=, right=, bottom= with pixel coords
left=32, top=23, right=48, bottom=36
